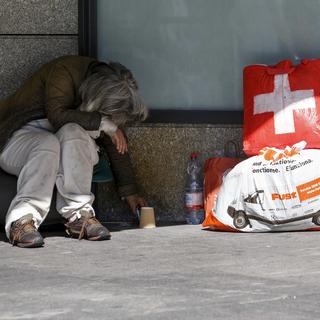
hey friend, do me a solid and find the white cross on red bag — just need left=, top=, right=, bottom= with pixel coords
left=243, top=59, right=320, bottom=156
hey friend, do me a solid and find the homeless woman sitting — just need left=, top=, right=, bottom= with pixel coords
left=0, top=55, right=148, bottom=248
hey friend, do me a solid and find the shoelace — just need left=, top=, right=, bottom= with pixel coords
left=11, top=221, right=35, bottom=245
left=78, top=216, right=101, bottom=240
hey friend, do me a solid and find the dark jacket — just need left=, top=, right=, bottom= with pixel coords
left=0, top=55, right=138, bottom=197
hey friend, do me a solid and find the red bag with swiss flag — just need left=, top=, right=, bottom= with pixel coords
left=243, top=59, right=320, bottom=156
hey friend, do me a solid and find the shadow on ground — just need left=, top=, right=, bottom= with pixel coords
left=0, top=221, right=187, bottom=244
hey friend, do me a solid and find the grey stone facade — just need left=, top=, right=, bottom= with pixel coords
left=0, top=36, right=78, bottom=98
left=0, top=0, right=78, bottom=100
left=0, top=1, right=243, bottom=224
left=97, top=124, right=244, bottom=224
left=0, top=0, right=78, bottom=34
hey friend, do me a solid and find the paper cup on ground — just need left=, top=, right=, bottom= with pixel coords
left=139, top=207, right=156, bottom=228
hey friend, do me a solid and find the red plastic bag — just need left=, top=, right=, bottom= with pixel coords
left=243, top=59, right=320, bottom=156
left=202, top=141, right=244, bottom=231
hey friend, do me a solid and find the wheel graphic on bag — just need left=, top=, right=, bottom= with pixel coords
left=233, top=211, right=249, bottom=229
left=312, top=212, right=320, bottom=226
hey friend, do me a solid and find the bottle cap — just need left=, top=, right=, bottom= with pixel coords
left=190, top=152, right=198, bottom=159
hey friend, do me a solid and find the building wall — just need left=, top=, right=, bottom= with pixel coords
left=0, top=0, right=78, bottom=98
left=0, top=1, right=243, bottom=224
left=98, top=124, right=243, bottom=224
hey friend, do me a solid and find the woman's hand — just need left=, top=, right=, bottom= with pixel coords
left=126, top=194, right=147, bottom=214
left=111, top=129, right=128, bottom=154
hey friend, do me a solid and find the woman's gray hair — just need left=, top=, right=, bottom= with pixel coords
left=79, top=62, right=148, bottom=125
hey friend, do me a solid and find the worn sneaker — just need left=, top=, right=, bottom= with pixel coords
left=65, top=210, right=111, bottom=241
left=9, top=214, right=44, bottom=248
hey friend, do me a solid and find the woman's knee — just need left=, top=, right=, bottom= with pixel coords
left=56, top=123, right=99, bottom=165
left=34, top=133, right=60, bottom=154
left=28, top=133, right=60, bottom=165
left=56, top=123, right=90, bottom=142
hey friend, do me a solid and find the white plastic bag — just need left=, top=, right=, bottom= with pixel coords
left=215, top=142, right=320, bottom=232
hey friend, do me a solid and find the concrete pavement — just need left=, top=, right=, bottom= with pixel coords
left=0, top=225, right=320, bottom=319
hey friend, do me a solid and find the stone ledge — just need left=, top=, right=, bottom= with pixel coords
left=97, top=124, right=243, bottom=223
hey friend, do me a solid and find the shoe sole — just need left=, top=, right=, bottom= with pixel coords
left=66, top=230, right=111, bottom=241
left=88, top=235, right=111, bottom=241
left=15, top=241, right=44, bottom=248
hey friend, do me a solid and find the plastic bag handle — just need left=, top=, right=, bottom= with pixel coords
left=224, top=140, right=241, bottom=158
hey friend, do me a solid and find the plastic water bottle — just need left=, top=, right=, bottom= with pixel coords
left=185, top=153, right=205, bottom=224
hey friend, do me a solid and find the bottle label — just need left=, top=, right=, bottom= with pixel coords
left=185, top=192, right=204, bottom=210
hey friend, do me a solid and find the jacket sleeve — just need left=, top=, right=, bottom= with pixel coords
left=96, top=133, right=139, bottom=198
left=45, top=63, right=101, bottom=131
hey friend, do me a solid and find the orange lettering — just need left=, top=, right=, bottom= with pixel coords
left=272, top=193, right=280, bottom=200
left=272, top=192, right=297, bottom=201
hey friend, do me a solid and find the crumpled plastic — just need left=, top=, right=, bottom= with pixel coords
left=210, top=142, right=320, bottom=232
left=258, top=140, right=307, bottom=163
